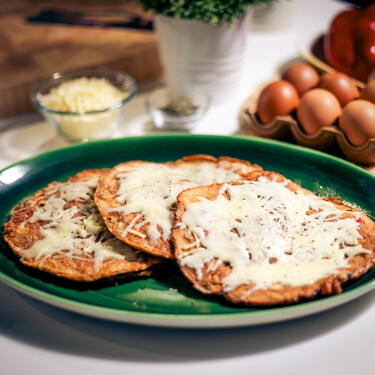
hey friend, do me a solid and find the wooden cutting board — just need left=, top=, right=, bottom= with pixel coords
left=0, top=1, right=162, bottom=119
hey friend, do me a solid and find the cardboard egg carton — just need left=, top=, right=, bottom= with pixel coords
left=240, top=86, right=375, bottom=165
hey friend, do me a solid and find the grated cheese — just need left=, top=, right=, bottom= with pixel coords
left=37, top=77, right=127, bottom=113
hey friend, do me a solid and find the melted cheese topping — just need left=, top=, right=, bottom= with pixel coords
left=111, top=162, right=248, bottom=242
left=178, top=177, right=370, bottom=292
left=22, top=177, right=139, bottom=270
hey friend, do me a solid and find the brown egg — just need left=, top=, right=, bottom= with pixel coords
left=256, top=80, right=299, bottom=124
left=317, top=72, right=360, bottom=106
left=360, top=81, right=375, bottom=104
left=339, top=100, right=375, bottom=146
left=281, top=62, right=320, bottom=96
left=297, top=89, right=342, bottom=135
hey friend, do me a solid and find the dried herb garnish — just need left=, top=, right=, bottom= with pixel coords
left=160, top=97, right=199, bottom=116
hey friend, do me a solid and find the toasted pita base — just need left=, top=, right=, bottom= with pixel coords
left=173, top=171, right=375, bottom=306
left=3, top=169, right=163, bottom=282
left=94, top=155, right=261, bottom=259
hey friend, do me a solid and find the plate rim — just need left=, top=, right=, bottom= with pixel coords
left=1, top=134, right=374, bottom=328
left=1, top=266, right=375, bottom=328
left=1, top=133, right=374, bottom=177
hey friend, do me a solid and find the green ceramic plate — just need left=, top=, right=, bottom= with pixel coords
left=0, top=134, right=374, bottom=328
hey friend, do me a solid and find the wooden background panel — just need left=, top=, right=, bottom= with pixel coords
left=0, top=0, right=162, bottom=118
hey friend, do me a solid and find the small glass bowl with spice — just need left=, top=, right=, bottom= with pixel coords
left=31, top=68, right=137, bottom=142
left=146, top=88, right=209, bottom=130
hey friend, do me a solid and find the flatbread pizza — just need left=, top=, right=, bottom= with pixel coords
left=3, top=169, right=162, bottom=282
left=173, top=170, right=375, bottom=305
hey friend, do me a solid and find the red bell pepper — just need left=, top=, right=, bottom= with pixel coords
left=324, top=4, right=375, bottom=82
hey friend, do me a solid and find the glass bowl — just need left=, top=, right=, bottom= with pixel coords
left=31, top=67, right=137, bottom=142
left=146, top=88, right=210, bottom=130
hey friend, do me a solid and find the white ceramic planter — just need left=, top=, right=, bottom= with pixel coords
left=155, top=11, right=253, bottom=103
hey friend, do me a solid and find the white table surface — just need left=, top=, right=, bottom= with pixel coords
left=1, top=1, right=374, bottom=374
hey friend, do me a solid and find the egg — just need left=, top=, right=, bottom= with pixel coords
left=297, top=88, right=342, bottom=134
left=339, top=100, right=375, bottom=146
left=281, top=63, right=320, bottom=96
left=317, top=72, right=360, bottom=106
left=256, top=80, right=299, bottom=124
left=360, top=81, right=375, bottom=104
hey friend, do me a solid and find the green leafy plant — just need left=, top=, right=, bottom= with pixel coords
left=137, top=0, right=277, bottom=26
